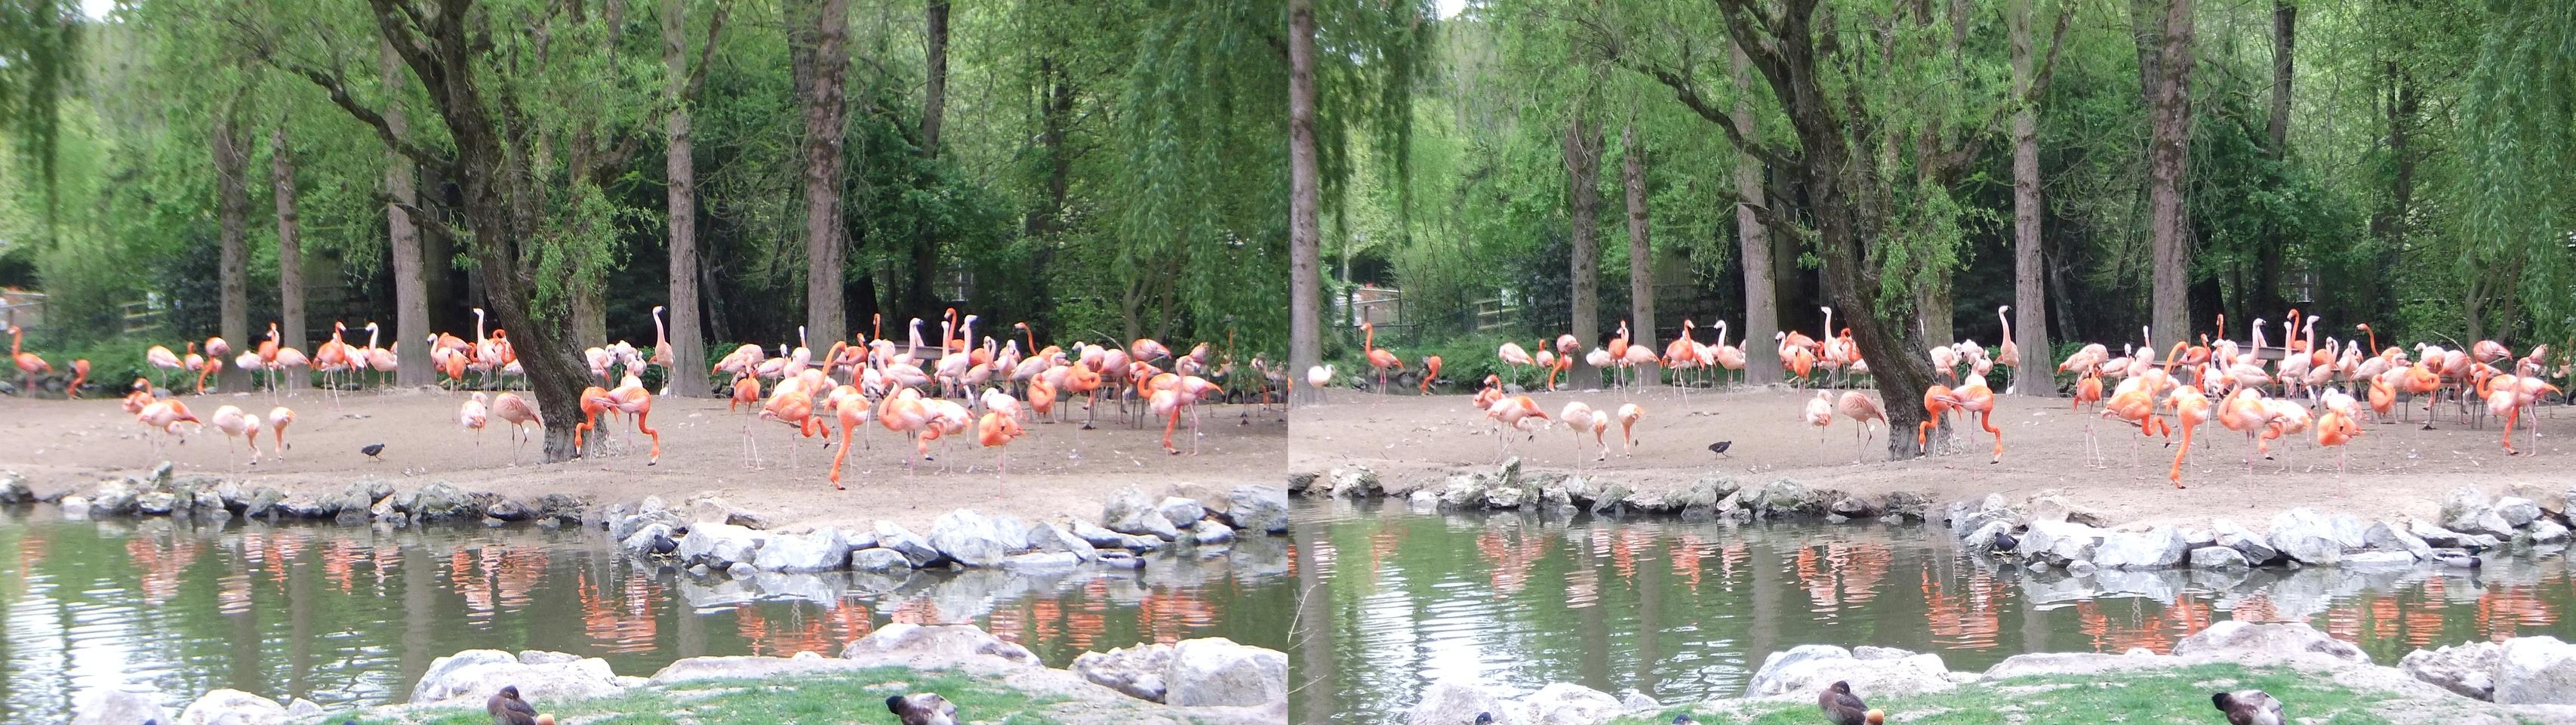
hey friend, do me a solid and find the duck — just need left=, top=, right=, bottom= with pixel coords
left=485, top=685, right=555, bottom=725
left=1472, top=714, right=1494, bottom=725
left=1670, top=716, right=1699, bottom=725
left=2430, top=545, right=2487, bottom=569
left=2211, top=690, right=2285, bottom=725
left=1818, top=680, right=1883, bottom=725
left=887, top=693, right=959, bottom=725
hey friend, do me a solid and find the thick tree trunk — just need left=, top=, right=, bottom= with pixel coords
left=1731, top=45, right=1781, bottom=384
left=922, top=1, right=948, bottom=155
left=662, top=0, right=706, bottom=395
left=1564, top=116, right=1604, bottom=389
left=269, top=127, right=306, bottom=390
left=1026, top=57, right=1073, bottom=239
left=2371, top=60, right=2417, bottom=251
left=1288, top=0, right=1322, bottom=403
left=214, top=110, right=252, bottom=393
left=384, top=41, right=431, bottom=387
left=2144, top=0, right=2196, bottom=346
left=2010, top=0, right=2050, bottom=393
left=1621, top=123, right=1656, bottom=381
left=2255, top=0, right=2294, bottom=314
left=798, top=0, right=852, bottom=346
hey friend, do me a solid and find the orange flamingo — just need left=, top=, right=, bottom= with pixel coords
left=8, top=325, right=51, bottom=388
left=2165, top=386, right=2212, bottom=487
left=68, top=358, right=89, bottom=397
left=2073, top=372, right=2104, bottom=412
left=1944, top=381, right=2001, bottom=463
left=1420, top=355, right=1443, bottom=394
left=266, top=406, right=296, bottom=461
left=977, top=409, right=1026, bottom=476
left=1918, top=384, right=1956, bottom=452
left=602, top=375, right=661, bottom=464
left=1362, top=322, right=1402, bottom=395
left=825, top=386, right=871, bottom=489
left=2316, top=406, right=2359, bottom=474
left=1486, top=394, right=1549, bottom=461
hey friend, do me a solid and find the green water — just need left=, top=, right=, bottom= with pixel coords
left=1289, top=498, right=2576, bottom=725
left=0, top=506, right=1293, bottom=724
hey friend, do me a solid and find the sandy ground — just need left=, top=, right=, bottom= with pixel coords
left=1289, top=384, right=2576, bottom=529
left=0, top=387, right=1286, bottom=531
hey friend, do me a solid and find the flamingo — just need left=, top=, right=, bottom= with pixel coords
left=1918, top=384, right=1957, bottom=454
left=824, top=385, right=872, bottom=488
left=1835, top=390, right=1885, bottom=463
left=2316, top=406, right=2359, bottom=474
left=1996, top=306, right=2020, bottom=375
left=266, top=406, right=296, bottom=461
left=491, top=392, right=543, bottom=464
left=146, top=344, right=183, bottom=390
left=1560, top=401, right=1607, bottom=461
left=2166, top=386, right=2213, bottom=488
left=9, top=325, right=51, bottom=388
left=210, top=405, right=263, bottom=470
left=1710, top=321, right=1746, bottom=386
left=65, top=358, right=88, bottom=397
left=977, top=409, right=1027, bottom=477
left=1498, top=341, right=1534, bottom=390
left=1940, top=381, right=2001, bottom=463
left=1614, top=403, right=1642, bottom=456
left=458, top=392, right=491, bottom=443
left=1804, top=390, right=1836, bottom=450
left=650, top=305, right=674, bottom=391
left=1486, top=394, right=1549, bottom=461
left=1362, top=322, right=1401, bottom=395
left=602, top=375, right=661, bottom=464
left=136, top=399, right=198, bottom=464
left=1420, top=355, right=1443, bottom=395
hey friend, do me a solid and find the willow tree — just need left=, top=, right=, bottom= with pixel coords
left=1605, top=0, right=2068, bottom=458
left=2454, top=1, right=2576, bottom=352
left=0, top=0, right=78, bottom=224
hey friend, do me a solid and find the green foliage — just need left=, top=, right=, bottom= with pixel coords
left=1610, top=664, right=2402, bottom=725
left=322, top=668, right=1071, bottom=725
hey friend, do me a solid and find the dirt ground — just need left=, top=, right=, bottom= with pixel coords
left=0, top=387, right=1286, bottom=531
left=1289, top=384, right=2576, bottom=529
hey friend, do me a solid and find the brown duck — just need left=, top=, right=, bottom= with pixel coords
left=887, top=693, right=959, bottom=725
left=1817, top=680, right=1884, bottom=725
left=2211, top=690, right=2285, bottom=725
left=486, top=685, right=556, bottom=725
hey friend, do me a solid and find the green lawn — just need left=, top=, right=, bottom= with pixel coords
left=1608, top=664, right=2430, bottom=725
left=315, top=667, right=1069, bottom=725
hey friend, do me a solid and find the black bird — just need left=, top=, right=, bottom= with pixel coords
left=487, top=685, right=553, bottom=725
left=648, top=531, right=679, bottom=556
left=887, top=693, right=959, bottom=725
left=1992, top=529, right=2020, bottom=554
left=1818, top=680, right=1882, bottom=725
left=361, top=443, right=386, bottom=461
left=1472, top=714, right=1494, bottom=725
left=1670, top=715, right=1699, bottom=725
left=1707, top=440, right=1734, bottom=458
left=2211, top=690, right=2285, bottom=725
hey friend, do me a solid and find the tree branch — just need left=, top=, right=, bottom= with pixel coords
left=1608, top=54, right=1801, bottom=171
left=1937, top=0, right=2073, bottom=172
left=590, top=0, right=729, bottom=181
left=258, top=54, right=457, bottom=176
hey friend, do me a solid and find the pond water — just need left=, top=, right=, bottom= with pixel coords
left=0, top=506, right=1293, bottom=724
left=1288, top=498, right=2576, bottom=725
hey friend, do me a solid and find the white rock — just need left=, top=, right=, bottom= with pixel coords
left=1157, top=496, right=1207, bottom=526
left=840, top=622, right=1041, bottom=671
left=928, top=510, right=1009, bottom=567
left=1742, top=644, right=1953, bottom=699
left=2497, top=636, right=2576, bottom=705
left=1515, top=682, right=1623, bottom=725
left=849, top=547, right=913, bottom=572
left=2212, top=518, right=2279, bottom=563
left=675, top=522, right=767, bottom=568
left=1407, top=680, right=1510, bottom=725
left=2266, top=508, right=2346, bottom=565
left=1164, top=637, right=1288, bottom=708
left=2531, top=519, right=2571, bottom=545
left=2342, top=551, right=2418, bottom=568
left=2019, top=519, right=2106, bottom=566
left=2401, top=641, right=2502, bottom=701
left=173, top=689, right=285, bottom=725
left=2364, top=521, right=2434, bottom=560
left=408, top=649, right=626, bottom=705
left=2092, top=526, right=2189, bottom=569
left=2498, top=497, right=2544, bottom=528
left=1188, top=519, right=1236, bottom=545
left=645, top=654, right=875, bottom=684
left=2170, top=621, right=2368, bottom=664
left=1073, top=642, right=1174, bottom=702
left=874, top=521, right=943, bottom=566
left=752, top=527, right=851, bottom=572
left=1225, top=485, right=1291, bottom=533
left=1028, top=522, right=1100, bottom=561
left=2190, top=546, right=2251, bottom=570
left=71, top=687, right=170, bottom=725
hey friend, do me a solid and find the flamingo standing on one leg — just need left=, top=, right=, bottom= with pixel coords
left=459, top=392, right=491, bottom=444
left=136, top=400, right=198, bottom=465
left=977, top=409, right=1026, bottom=477
left=826, top=385, right=872, bottom=488
left=266, top=406, right=295, bottom=461
left=604, top=374, right=661, bottom=465
left=2316, top=406, right=2359, bottom=477
left=729, top=372, right=764, bottom=467
left=1497, top=342, right=1534, bottom=390
left=146, top=344, right=182, bottom=391
left=1805, top=390, right=1836, bottom=454
left=2166, top=386, right=2213, bottom=488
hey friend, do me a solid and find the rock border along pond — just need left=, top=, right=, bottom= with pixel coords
left=1, top=464, right=1290, bottom=578
left=1293, top=458, right=2570, bottom=573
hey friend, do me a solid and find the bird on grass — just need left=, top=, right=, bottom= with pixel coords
left=361, top=443, right=386, bottom=461
left=487, top=685, right=555, bottom=725
left=1670, top=716, right=1699, bottom=725
left=1819, top=680, right=1883, bottom=725
left=1707, top=440, right=1733, bottom=458
left=887, top=693, right=959, bottom=725
left=2211, top=690, right=2285, bottom=725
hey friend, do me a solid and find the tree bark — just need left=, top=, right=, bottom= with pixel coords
left=1288, top=0, right=1322, bottom=403
left=797, top=0, right=852, bottom=346
left=2255, top=0, right=2294, bottom=314
left=1621, top=123, right=1656, bottom=380
left=2143, top=0, right=2196, bottom=344
left=1564, top=116, right=1604, bottom=389
left=214, top=108, right=252, bottom=393
left=922, top=0, right=949, bottom=155
left=269, top=127, right=306, bottom=390
left=662, top=0, right=706, bottom=395
left=1731, top=44, right=1781, bottom=384
left=2011, top=0, right=2050, bottom=393
left=384, top=40, right=431, bottom=387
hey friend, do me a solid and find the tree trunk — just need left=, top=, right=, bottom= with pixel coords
left=1564, top=116, right=1604, bottom=389
left=1731, top=44, right=1781, bottom=384
left=2144, top=0, right=2196, bottom=346
left=1026, top=57, right=1073, bottom=239
left=1288, top=0, right=1322, bottom=403
left=214, top=110, right=252, bottom=393
left=2372, top=60, right=2417, bottom=251
left=2255, top=0, right=2294, bottom=314
left=1621, top=123, right=1656, bottom=381
left=2010, top=0, right=2050, bottom=393
left=922, top=0, right=948, bottom=155
left=269, top=127, right=306, bottom=390
left=662, top=0, right=706, bottom=395
left=797, top=0, right=852, bottom=347
left=384, top=40, right=431, bottom=387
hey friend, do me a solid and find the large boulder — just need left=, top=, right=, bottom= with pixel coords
left=1752, top=480, right=1817, bottom=517
left=1028, top=522, right=1100, bottom=562
left=674, top=522, right=767, bottom=568
left=2364, top=521, right=2434, bottom=560
left=2211, top=519, right=2279, bottom=563
left=407, top=482, right=481, bottom=520
left=2445, top=488, right=2516, bottom=536
left=1104, top=489, right=1182, bottom=540
left=0, top=470, right=32, bottom=504
left=1948, top=494, right=2017, bottom=538
left=2413, top=520, right=2480, bottom=548
left=928, top=510, right=1009, bottom=567
left=873, top=521, right=943, bottom=567
left=1407, top=681, right=1510, bottom=725
left=840, top=623, right=1041, bottom=671
left=2498, top=497, right=2545, bottom=529
left=1325, top=466, right=1381, bottom=498
left=2091, top=526, right=2189, bottom=569
left=2019, top=519, right=2107, bottom=566
left=1742, top=644, right=1953, bottom=699
left=2401, top=641, right=2503, bottom=701
left=2170, top=621, right=2368, bottom=664
left=71, top=686, right=170, bottom=725
left=1223, top=486, right=1290, bottom=534
left=849, top=547, right=913, bottom=572
left=752, top=527, right=852, bottom=572
left=2265, top=508, right=2347, bottom=565
left=1961, top=520, right=2017, bottom=555
left=408, top=649, right=626, bottom=705
left=1073, top=643, right=1174, bottom=702
left=2496, top=636, right=2576, bottom=705
left=172, top=689, right=284, bottom=725
left=1165, top=637, right=1288, bottom=708
left=1157, top=497, right=1208, bottom=526
left=1513, top=683, right=1623, bottom=725
left=2189, top=546, right=2251, bottom=570
left=619, top=523, right=677, bottom=557
left=2530, top=519, right=2572, bottom=545
left=1187, top=519, right=1236, bottom=546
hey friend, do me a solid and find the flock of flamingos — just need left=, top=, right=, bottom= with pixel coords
left=8, top=307, right=1260, bottom=489
left=1308, top=306, right=2568, bottom=488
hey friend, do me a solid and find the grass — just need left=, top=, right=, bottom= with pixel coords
left=309, top=667, right=1073, bottom=725
left=1605, top=664, right=2402, bottom=725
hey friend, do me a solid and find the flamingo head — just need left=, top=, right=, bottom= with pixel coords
left=1999, top=304, right=2010, bottom=314
left=652, top=305, right=665, bottom=315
